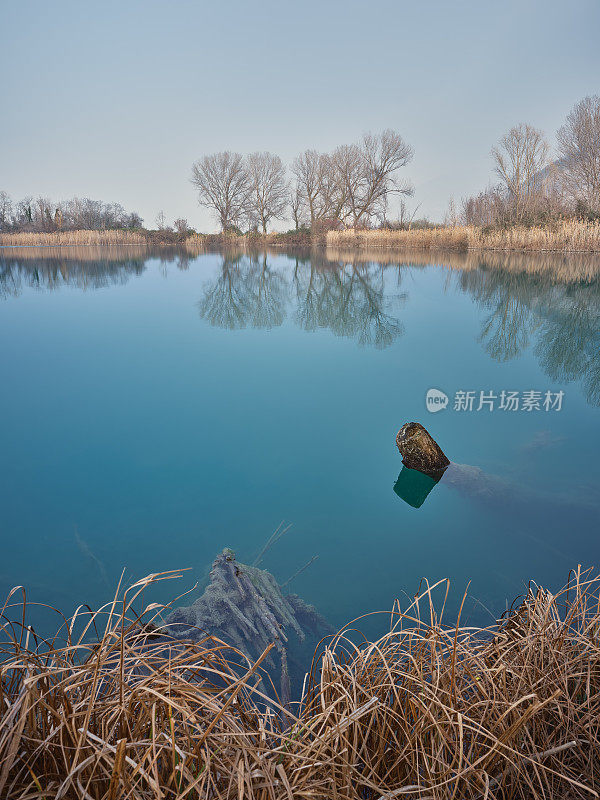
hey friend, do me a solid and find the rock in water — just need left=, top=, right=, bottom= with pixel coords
left=396, top=422, right=450, bottom=477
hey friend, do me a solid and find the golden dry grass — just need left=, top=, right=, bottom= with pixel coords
left=0, top=231, right=210, bottom=255
left=328, top=227, right=472, bottom=251
left=1, top=568, right=600, bottom=798
left=0, top=230, right=149, bottom=247
left=327, top=220, right=600, bottom=253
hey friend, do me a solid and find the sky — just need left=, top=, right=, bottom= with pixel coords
left=1, top=0, right=599, bottom=231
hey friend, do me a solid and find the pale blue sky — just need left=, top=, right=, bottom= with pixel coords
left=2, top=0, right=599, bottom=230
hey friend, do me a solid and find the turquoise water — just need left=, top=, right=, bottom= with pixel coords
left=1, top=247, right=599, bottom=640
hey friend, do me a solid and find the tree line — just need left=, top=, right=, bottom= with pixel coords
left=191, top=129, right=414, bottom=233
left=0, top=194, right=143, bottom=233
left=2, top=96, right=597, bottom=236
left=460, top=95, right=600, bottom=227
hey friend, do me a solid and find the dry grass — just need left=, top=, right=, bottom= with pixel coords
left=1, top=568, right=600, bottom=798
left=328, top=227, right=472, bottom=251
left=328, top=220, right=600, bottom=253
left=0, top=230, right=149, bottom=247
left=0, top=230, right=210, bottom=254
left=183, top=234, right=208, bottom=253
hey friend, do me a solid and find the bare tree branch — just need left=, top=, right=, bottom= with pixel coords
left=558, top=95, right=600, bottom=215
left=191, top=152, right=251, bottom=231
left=491, top=123, right=550, bottom=222
left=246, top=152, right=288, bottom=233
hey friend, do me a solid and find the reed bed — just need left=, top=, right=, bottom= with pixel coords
left=0, top=230, right=210, bottom=253
left=184, top=234, right=209, bottom=254
left=0, top=230, right=149, bottom=247
left=1, top=568, right=600, bottom=798
left=328, top=226, right=472, bottom=252
left=327, top=219, right=600, bottom=253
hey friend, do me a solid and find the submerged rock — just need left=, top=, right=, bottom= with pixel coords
left=396, top=422, right=450, bottom=477
left=441, top=462, right=506, bottom=501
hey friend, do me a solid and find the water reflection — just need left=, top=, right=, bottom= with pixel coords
left=198, top=253, right=287, bottom=330
left=196, top=252, right=405, bottom=347
left=0, top=245, right=192, bottom=297
left=2, top=246, right=599, bottom=403
left=291, top=254, right=405, bottom=347
left=393, top=466, right=440, bottom=508
left=455, top=268, right=600, bottom=404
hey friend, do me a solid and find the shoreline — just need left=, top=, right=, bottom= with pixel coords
left=2, top=219, right=600, bottom=254
left=326, top=219, right=600, bottom=254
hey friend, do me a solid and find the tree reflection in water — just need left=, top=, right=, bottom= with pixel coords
left=454, top=265, right=600, bottom=405
left=246, top=253, right=287, bottom=329
left=0, top=247, right=151, bottom=298
left=534, top=287, right=600, bottom=406
left=197, top=252, right=250, bottom=330
left=1, top=246, right=598, bottom=403
left=292, top=254, right=406, bottom=348
left=198, top=251, right=405, bottom=348
left=197, top=252, right=287, bottom=331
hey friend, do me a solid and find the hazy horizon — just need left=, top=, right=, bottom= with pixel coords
left=2, top=0, right=599, bottom=231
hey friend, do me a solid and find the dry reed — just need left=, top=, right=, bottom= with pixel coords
left=0, top=231, right=210, bottom=255
left=0, top=230, right=149, bottom=247
left=1, top=568, right=600, bottom=798
left=327, top=220, right=600, bottom=253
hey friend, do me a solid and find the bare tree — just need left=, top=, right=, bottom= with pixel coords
left=352, top=129, right=413, bottom=225
left=317, top=130, right=414, bottom=227
left=33, top=197, right=55, bottom=231
left=191, top=152, right=250, bottom=231
left=557, top=95, right=600, bottom=214
left=173, top=218, right=189, bottom=237
left=243, top=206, right=261, bottom=234
left=289, top=183, right=303, bottom=230
left=291, top=150, right=329, bottom=224
left=444, top=198, right=459, bottom=227
left=289, top=184, right=306, bottom=230
left=246, top=152, right=288, bottom=233
left=0, top=191, right=12, bottom=231
left=0, top=194, right=141, bottom=232
left=155, top=210, right=167, bottom=230
left=292, top=131, right=412, bottom=229
left=329, top=144, right=364, bottom=225
left=461, top=186, right=506, bottom=226
left=491, top=124, right=550, bottom=222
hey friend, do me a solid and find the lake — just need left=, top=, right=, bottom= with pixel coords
left=1, top=245, right=599, bottom=643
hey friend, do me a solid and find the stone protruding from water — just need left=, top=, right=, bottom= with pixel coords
left=396, top=422, right=450, bottom=477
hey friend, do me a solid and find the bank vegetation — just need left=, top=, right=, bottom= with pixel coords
left=1, top=568, right=600, bottom=799
left=0, top=228, right=207, bottom=249
left=327, top=219, right=600, bottom=254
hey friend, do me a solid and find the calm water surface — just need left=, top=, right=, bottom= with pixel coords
left=1, top=246, right=599, bottom=638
